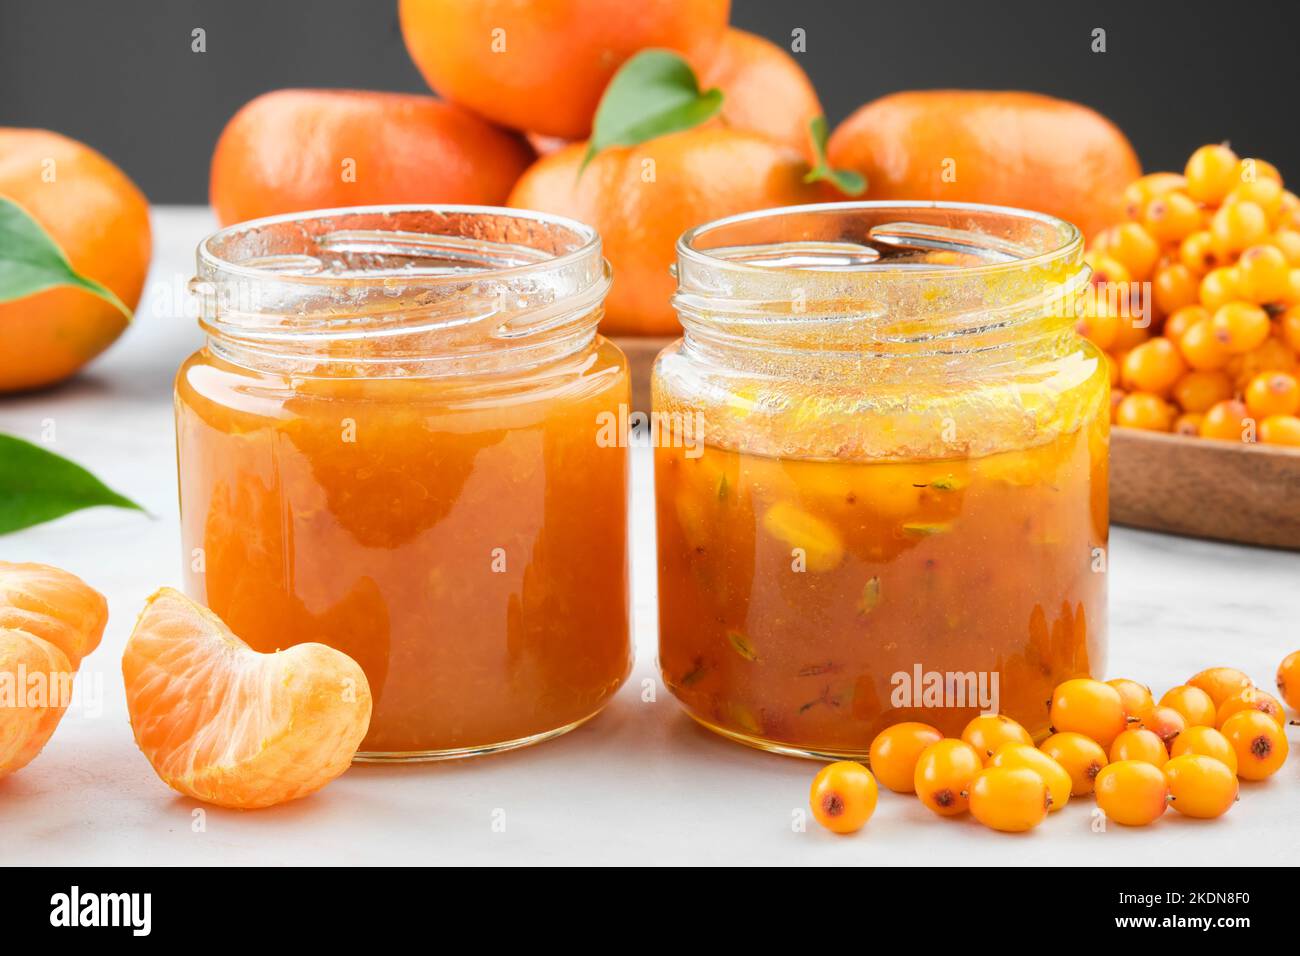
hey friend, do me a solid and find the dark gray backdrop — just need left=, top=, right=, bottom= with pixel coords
left=2, top=0, right=1297, bottom=203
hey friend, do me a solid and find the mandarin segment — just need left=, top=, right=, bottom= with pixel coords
left=0, top=561, right=107, bottom=669
left=0, top=628, right=75, bottom=778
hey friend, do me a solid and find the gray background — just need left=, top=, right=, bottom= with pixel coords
left=2, top=0, right=1297, bottom=203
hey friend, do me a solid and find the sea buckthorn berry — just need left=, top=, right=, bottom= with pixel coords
left=1188, top=667, right=1254, bottom=708
left=1125, top=172, right=1188, bottom=220
left=1107, top=678, right=1155, bottom=726
left=1109, top=728, right=1168, bottom=767
left=1199, top=399, right=1255, bottom=443
left=989, top=743, right=1071, bottom=812
left=1221, top=710, right=1289, bottom=781
left=1179, top=230, right=1219, bottom=274
left=1094, top=760, right=1169, bottom=827
left=868, top=722, right=943, bottom=793
left=1111, top=317, right=1152, bottom=353
left=1105, top=352, right=1120, bottom=386
left=1049, top=678, right=1127, bottom=747
left=1109, top=387, right=1125, bottom=423
left=1163, top=304, right=1209, bottom=343
left=1282, top=306, right=1300, bottom=352
left=1094, top=223, right=1161, bottom=281
left=1173, top=413, right=1203, bottom=436
left=1178, top=319, right=1230, bottom=371
left=1216, top=687, right=1287, bottom=728
left=1198, top=266, right=1240, bottom=312
left=1141, top=705, right=1186, bottom=749
left=1076, top=303, right=1121, bottom=351
left=1158, top=685, right=1217, bottom=728
left=1277, top=651, right=1300, bottom=710
left=1170, top=725, right=1238, bottom=774
left=1163, top=755, right=1238, bottom=819
left=1172, top=370, right=1233, bottom=414
left=1237, top=157, right=1282, bottom=186
left=1263, top=415, right=1300, bottom=446
left=1225, top=177, right=1284, bottom=221
left=1115, top=392, right=1175, bottom=432
left=810, top=760, right=878, bottom=834
left=1185, top=144, right=1240, bottom=205
left=1271, top=229, right=1300, bottom=266
left=968, top=766, right=1051, bottom=832
left=1121, top=338, right=1186, bottom=394
left=914, top=739, right=983, bottom=816
left=1285, top=268, right=1300, bottom=305
left=1084, top=251, right=1131, bottom=288
left=960, top=713, right=1032, bottom=762
left=1227, top=339, right=1298, bottom=391
left=1211, top=302, right=1271, bottom=354
left=1211, top=201, right=1270, bottom=257
left=1245, top=372, right=1300, bottom=418
left=1144, top=192, right=1202, bottom=243
left=1040, top=731, right=1109, bottom=795
left=1236, top=244, right=1292, bottom=303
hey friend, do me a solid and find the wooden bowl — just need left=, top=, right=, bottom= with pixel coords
left=1111, top=427, right=1300, bottom=550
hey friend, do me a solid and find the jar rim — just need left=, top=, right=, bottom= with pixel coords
left=198, top=203, right=604, bottom=286
left=676, top=199, right=1082, bottom=278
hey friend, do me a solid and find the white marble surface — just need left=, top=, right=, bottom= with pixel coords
left=0, top=207, right=1297, bottom=866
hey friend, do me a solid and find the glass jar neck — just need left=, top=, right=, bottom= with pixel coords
left=192, top=206, right=611, bottom=378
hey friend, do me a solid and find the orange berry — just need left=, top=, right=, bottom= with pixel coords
left=1106, top=678, right=1155, bottom=725
left=1216, top=687, right=1287, bottom=728
left=1236, top=244, right=1292, bottom=303
left=1173, top=413, right=1203, bottom=435
left=1170, top=725, right=1238, bottom=774
left=960, top=713, right=1033, bottom=763
left=1125, top=172, right=1188, bottom=220
left=1245, top=371, right=1300, bottom=417
left=1141, top=705, right=1187, bottom=749
left=1153, top=263, right=1200, bottom=316
left=1178, top=319, right=1231, bottom=370
left=1111, top=317, right=1153, bottom=353
left=913, top=739, right=983, bottom=816
left=1109, top=727, right=1168, bottom=767
left=1115, top=392, right=1175, bottom=431
left=1237, top=157, right=1282, bottom=187
left=1277, top=650, right=1300, bottom=711
left=1185, top=144, right=1240, bottom=205
left=1095, top=760, right=1169, bottom=827
left=1163, top=754, right=1238, bottom=819
left=810, top=760, right=878, bottom=834
left=1076, top=303, right=1121, bottom=351
left=1163, top=304, right=1209, bottom=343
left=1210, top=302, right=1271, bottom=353
left=1084, top=250, right=1131, bottom=287
left=1198, top=266, right=1241, bottom=312
left=1178, top=230, right=1220, bottom=274
left=1049, top=678, right=1127, bottom=748
left=1144, top=192, right=1202, bottom=243
left=868, top=722, right=942, bottom=794
left=1158, top=685, right=1217, bottom=727
left=968, top=766, right=1051, bottom=832
left=1040, top=731, right=1109, bottom=796
left=1224, top=177, right=1284, bottom=221
left=1199, top=399, right=1255, bottom=442
left=1171, top=370, right=1233, bottom=413
left=989, top=743, right=1072, bottom=812
left=1188, top=666, right=1254, bottom=708
left=1093, top=222, right=1161, bottom=281
left=1121, top=337, right=1187, bottom=394
left=1220, top=710, right=1289, bottom=781
left=1282, top=306, right=1300, bottom=351
left=1211, top=201, right=1270, bottom=256
left=1270, top=229, right=1300, bottom=266
left=1226, top=337, right=1297, bottom=391
left=1261, top=415, right=1300, bottom=446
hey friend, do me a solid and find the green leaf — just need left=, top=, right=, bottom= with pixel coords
left=803, top=116, right=867, bottom=196
left=0, top=433, right=143, bottom=534
left=581, top=49, right=723, bottom=173
left=0, top=197, right=132, bottom=318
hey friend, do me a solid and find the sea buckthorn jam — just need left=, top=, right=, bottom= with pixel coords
left=654, top=202, right=1109, bottom=759
left=176, top=206, right=631, bottom=760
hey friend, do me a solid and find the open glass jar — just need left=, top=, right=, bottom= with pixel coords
left=177, top=206, right=631, bottom=760
left=654, top=201, right=1109, bottom=759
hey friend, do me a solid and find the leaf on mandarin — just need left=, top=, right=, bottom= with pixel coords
left=803, top=116, right=866, bottom=196
left=581, top=49, right=723, bottom=172
left=0, top=197, right=132, bottom=318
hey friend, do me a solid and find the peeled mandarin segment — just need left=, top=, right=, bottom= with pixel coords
left=0, top=627, right=74, bottom=778
left=759, top=501, right=844, bottom=572
left=122, top=588, right=372, bottom=809
left=0, top=561, right=107, bottom=669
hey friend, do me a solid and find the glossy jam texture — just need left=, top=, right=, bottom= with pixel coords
left=655, top=387, right=1109, bottom=757
left=176, top=339, right=631, bottom=757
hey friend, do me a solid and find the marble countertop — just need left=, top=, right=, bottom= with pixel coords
left=1, top=207, right=1296, bottom=866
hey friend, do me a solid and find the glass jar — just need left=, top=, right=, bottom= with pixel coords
left=177, top=206, right=631, bottom=760
left=654, top=201, right=1109, bottom=759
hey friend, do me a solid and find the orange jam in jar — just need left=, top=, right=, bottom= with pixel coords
left=176, top=206, right=631, bottom=760
left=654, top=202, right=1109, bottom=759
